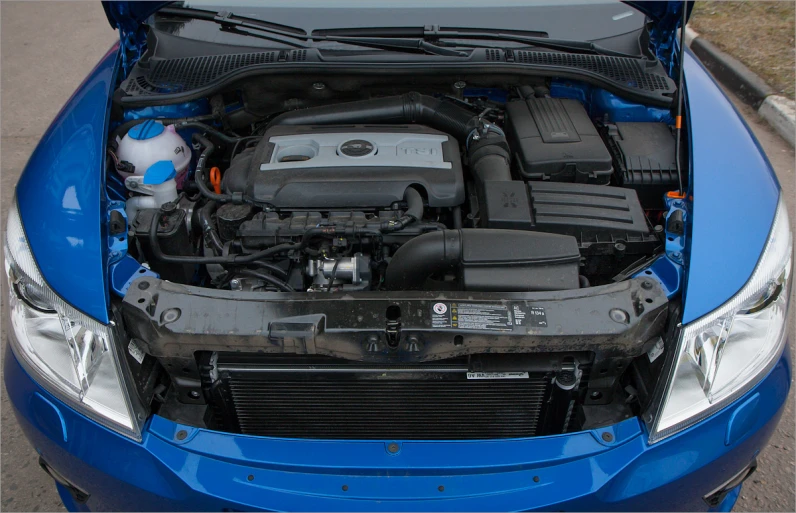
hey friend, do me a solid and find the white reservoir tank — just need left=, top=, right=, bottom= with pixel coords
left=116, top=119, right=191, bottom=179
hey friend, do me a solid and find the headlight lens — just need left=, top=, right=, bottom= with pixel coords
left=5, top=200, right=142, bottom=440
left=649, top=197, right=792, bottom=443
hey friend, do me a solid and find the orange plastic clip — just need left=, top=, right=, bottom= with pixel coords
left=209, top=167, right=222, bottom=194
left=674, top=115, right=683, bottom=129
left=666, top=190, right=686, bottom=199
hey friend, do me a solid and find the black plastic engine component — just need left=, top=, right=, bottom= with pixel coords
left=238, top=210, right=443, bottom=248
left=479, top=181, right=659, bottom=280
left=216, top=203, right=254, bottom=242
left=529, top=182, right=651, bottom=241
left=384, top=229, right=581, bottom=292
left=480, top=180, right=534, bottom=230
left=604, top=122, right=678, bottom=209
left=505, top=98, right=613, bottom=184
left=223, top=124, right=465, bottom=209
left=481, top=180, right=657, bottom=238
left=481, top=181, right=651, bottom=238
left=131, top=208, right=193, bottom=283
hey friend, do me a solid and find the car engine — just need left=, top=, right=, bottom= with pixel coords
left=115, top=88, right=671, bottom=296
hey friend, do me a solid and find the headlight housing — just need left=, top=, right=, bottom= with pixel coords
left=649, top=197, right=792, bottom=443
left=5, top=200, right=142, bottom=440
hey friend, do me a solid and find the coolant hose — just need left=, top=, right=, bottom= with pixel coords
left=149, top=213, right=298, bottom=265
left=197, top=201, right=224, bottom=255
left=381, top=187, right=424, bottom=232
left=110, top=114, right=217, bottom=144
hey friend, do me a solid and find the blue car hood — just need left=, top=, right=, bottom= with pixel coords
left=102, top=1, right=690, bottom=44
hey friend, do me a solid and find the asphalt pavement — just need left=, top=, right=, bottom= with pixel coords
left=0, top=2, right=794, bottom=512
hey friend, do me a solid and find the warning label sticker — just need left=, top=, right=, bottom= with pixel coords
left=515, top=305, right=548, bottom=328
left=452, top=303, right=511, bottom=331
left=467, top=372, right=529, bottom=380
left=128, top=339, right=146, bottom=364
left=430, top=303, right=548, bottom=331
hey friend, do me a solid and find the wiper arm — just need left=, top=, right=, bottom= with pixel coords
left=433, top=27, right=637, bottom=58
left=326, top=37, right=469, bottom=57
left=158, top=8, right=467, bottom=56
left=314, top=26, right=638, bottom=58
left=158, top=7, right=309, bottom=48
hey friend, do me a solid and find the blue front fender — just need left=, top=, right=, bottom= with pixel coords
left=15, top=44, right=120, bottom=323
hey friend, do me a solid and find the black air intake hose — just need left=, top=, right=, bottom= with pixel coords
left=384, top=230, right=462, bottom=290
left=268, top=92, right=481, bottom=142
left=384, top=229, right=582, bottom=292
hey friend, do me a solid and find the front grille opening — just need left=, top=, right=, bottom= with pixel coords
left=196, top=353, right=602, bottom=440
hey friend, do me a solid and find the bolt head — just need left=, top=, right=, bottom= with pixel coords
left=601, top=432, right=614, bottom=442
left=161, top=308, right=181, bottom=324
left=387, top=443, right=400, bottom=453
left=641, top=280, right=653, bottom=290
left=609, top=308, right=629, bottom=324
left=175, top=430, right=188, bottom=440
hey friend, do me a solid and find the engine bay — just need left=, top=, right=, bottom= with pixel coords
left=108, top=76, right=686, bottom=438
left=112, top=83, right=680, bottom=296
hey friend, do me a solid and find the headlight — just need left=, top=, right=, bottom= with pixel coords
left=5, top=200, right=142, bottom=440
left=649, top=197, right=792, bottom=443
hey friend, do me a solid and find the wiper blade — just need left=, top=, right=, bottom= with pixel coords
left=158, top=7, right=309, bottom=48
left=158, top=8, right=467, bottom=56
left=327, top=37, right=468, bottom=57
left=314, top=26, right=638, bottom=58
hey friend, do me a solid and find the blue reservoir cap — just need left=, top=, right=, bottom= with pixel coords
left=143, top=160, right=176, bottom=185
left=128, top=119, right=165, bottom=140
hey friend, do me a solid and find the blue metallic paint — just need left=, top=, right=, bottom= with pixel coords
left=549, top=80, right=674, bottom=123
left=680, top=50, right=781, bottom=323
left=14, top=45, right=120, bottom=323
left=5, top=341, right=789, bottom=511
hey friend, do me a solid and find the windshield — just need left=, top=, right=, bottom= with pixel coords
left=166, top=1, right=646, bottom=53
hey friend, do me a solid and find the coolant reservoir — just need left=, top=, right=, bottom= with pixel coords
left=116, top=120, right=191, bottom=178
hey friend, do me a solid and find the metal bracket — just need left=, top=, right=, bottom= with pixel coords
left=106, top=200, right=128, bottom=265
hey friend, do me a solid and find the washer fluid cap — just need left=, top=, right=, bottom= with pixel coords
left=128, top=119, right=165, bottom=140
left=143, top=160, right=177, bottom=185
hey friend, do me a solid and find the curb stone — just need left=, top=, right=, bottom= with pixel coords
left=684, top=26, right=795, bottom=147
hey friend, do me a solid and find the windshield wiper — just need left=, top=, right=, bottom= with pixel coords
left=158, top=9, right=632, bottom=59
left=313, top=26, right=639, bottom=58
left=158, top=7, right=466, bottom=56
left=320, top=37, right=468, bottom=57
left=159, top=7, right=310, bottom=47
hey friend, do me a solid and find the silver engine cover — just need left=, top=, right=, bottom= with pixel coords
left=223, top=125, right=465, bottom=209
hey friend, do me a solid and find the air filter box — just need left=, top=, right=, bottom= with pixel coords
left=604, top=122, right=678, bottom=209
left=505, top=98, right=613, bottom=184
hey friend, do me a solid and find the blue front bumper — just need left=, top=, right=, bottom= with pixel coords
left=4, top=341, right=791, bottom=512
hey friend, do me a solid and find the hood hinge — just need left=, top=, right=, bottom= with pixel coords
left=116, top=21, right=146, bottom=76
